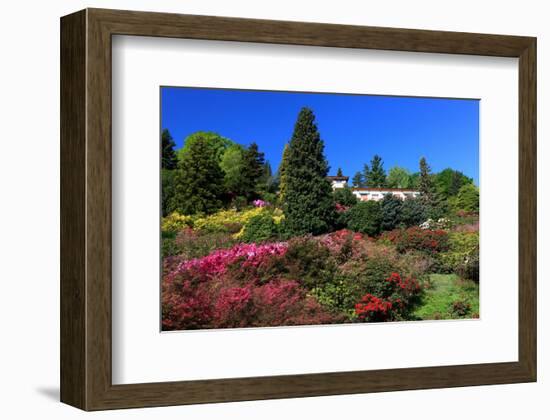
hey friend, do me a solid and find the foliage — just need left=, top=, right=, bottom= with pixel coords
left=352, top=171, right=365, bottom=187
left=172, top=135, right=224, bottom=215
left=278, top=236, right=337, bottom=290
left=336, top=167, right=343, bottom=177
left=400, top=197, right=428, bottom=227
left=240, top=142, right=266, bottom=201
left=387, top=166, right=412, bottom=188
left=333, top=187, right=358, bottom=207
left=344, top=201, right=382, bottom=236
left=413, top=274, right=479, bottom=320
left=365, top=155, right=387, bottom=187
left=161, top=169, right=177, bottom=216
left=419, top=217, right=452, bottom=230
left=435, top=168, right=473, bottom=198
left=219, top=143, right=245, bottom=196
left=162, top=241, right=337, bottom=330
left=283, top=108, right=336, bottom=235
left=419, top=157, right=435, bottom=199
left=193, top=207, right=266, bottom=233
left=438, top=231, right=479, bottom=282
left=382, top=227, right=449, bottom=254
left=161, top=129, right=178, bottom=170
left=161, top=212, right=194, bottom=232
left=380, top=193, right=403, bottom=231
left=277, top=143, right=290, bottom=202
left=173, top=229, right=237, bottom=260
left=239, top=212, right=279, bottom=243
left=452, top=183, right=479, bottom=213
left=177, top=131, right=231, bottom=163
left=451, top=299, right=472, bottom=317
left=355, top=273, right=421, bottom=322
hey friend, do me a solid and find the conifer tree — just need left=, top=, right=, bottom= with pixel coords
left=336, top=167, right=343, bottom=177
left=172, top=137, right=224, bottom=215
left=352, top=171, right=364, bottom=188
left=419, top=157, right=435, bottom=199
left=362, top=164, right=370, bottom=187
left=365, top=155, right=386, bottom=187
left=241, top=142, right=265, bottom=201
left=161, top=129, right=178, bottom=170
left=418, top=157, right=447, bottom=219
left=283, top=108, right=335, bottom=235
left=278, top=143, right=290, bottom=201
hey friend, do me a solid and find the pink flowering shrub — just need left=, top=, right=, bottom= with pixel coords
left=168, top=242, right=288, bottom=282
left=162, top=241, right=338, bottom=330
left=253, top=199, right=268, bottom=208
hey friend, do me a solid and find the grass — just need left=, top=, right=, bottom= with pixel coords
left=413, top=274, right=479, bottom=320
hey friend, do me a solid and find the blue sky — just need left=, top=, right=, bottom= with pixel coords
left=161, top=87, right=479, bottom=184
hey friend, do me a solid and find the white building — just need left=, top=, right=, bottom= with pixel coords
left=352, top=188, right=421, bottom=202
left=327, top=174, right=420, bottom=201
left=326, top=175, right=349, bottom=189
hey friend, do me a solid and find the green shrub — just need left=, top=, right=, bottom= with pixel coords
left=340, top=256, right=399, bottom=304
left=438, top=232, right=479, bottom=281
left=333, top=187, right=358, bottom=207
left=173, top=229, right=237, bottom=260
left=452, top=184, right=479, bottom=213
left=281, top=236, right=337, bottom=290
left=451, top=299, right=472, bottom=317
left=309, top=275, right=358, bottom=320
left=240, top=213, right=279, bottom=243
left=161, top=231, right=179, bottom=257
left=380, top=194, right=403, bottom=231
left=400, top=197, right=427, bottom=227
left=345, top=201, right=382, bottom=236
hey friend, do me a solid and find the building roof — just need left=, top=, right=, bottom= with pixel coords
left=352, top=187, right=420, bottom=193
left=327, top=176, right=349, bottom=181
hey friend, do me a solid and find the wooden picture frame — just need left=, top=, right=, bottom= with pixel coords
left=60, top=8, right=536, bottom=411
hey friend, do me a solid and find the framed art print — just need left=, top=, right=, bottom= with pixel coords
left=60, top=8, right=536, bottom=410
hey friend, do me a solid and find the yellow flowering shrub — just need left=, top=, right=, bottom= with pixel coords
left=194, top=207, right=266, bottom=233
left=233, top=208, right=284, bottom=239
left=161, top=212, right=194, bottom=232
left=272, top=208, right=285, bottom=225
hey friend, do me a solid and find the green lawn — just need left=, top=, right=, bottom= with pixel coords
left=414, top=274, right=479, bottom=320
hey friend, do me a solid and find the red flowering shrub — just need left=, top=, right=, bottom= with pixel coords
left=354, top=272, right=422, bottom=322
left=162, top=278, right=215, bottom=330
left=355, top=294, right=394, bottom=322
left=381, top=227, right=449, bottom=254
left=213, top=280, right=335, bottom=328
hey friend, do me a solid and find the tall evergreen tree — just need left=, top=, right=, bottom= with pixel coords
left=278, top=143, right=290, bottom=201
left=161, top=129, right=178, bottom=170
left=366, top=155, right=386, bottom=187
left=172, top=137, right=224, bottom=215
left=336, top=167, right=344, bottom=177
left=362, top=164, right=371, bottom=187
left=283, top=108, right=335, bottom=235
left=240, top=142, right=265, bottom=200
left=419, top=157, right=435, bottom=199
left=418, top=157, right=447, bottom=219
left=352, top=171, right=364, bottom=188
